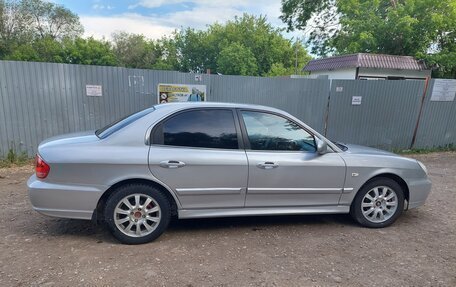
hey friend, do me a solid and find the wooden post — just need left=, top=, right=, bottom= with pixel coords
left=410, top=76, right=431, bottom=149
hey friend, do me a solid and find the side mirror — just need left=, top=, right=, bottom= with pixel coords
left=316, top=138, right=328, bottom=155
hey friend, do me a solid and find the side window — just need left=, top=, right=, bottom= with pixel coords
left=155, top=109, right=239, bottom=149
left=241, top=111, right=316, bottom=152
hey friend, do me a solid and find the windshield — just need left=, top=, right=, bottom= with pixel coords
left=95, top=107, right=155, bottom=139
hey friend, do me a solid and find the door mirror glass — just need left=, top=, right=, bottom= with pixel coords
left=316, top=138, right=328, bottom=154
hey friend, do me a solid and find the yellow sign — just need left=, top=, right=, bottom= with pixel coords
left=157, top=83, right=206, bottom=104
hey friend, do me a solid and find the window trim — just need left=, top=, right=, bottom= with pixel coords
left=150, top=107, right=245, bottom=150
left=236, top=108, right=317, bottom=153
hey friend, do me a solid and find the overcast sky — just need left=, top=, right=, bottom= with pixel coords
left=53, top=0, right=302, bottom=41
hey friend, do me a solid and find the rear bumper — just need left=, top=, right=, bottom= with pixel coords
left=27, top=175, right=106, bottom=220
left=407, top=177, right=432, bottom=209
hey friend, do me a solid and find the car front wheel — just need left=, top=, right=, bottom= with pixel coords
left=104, top=184, right=171, bottom=244
left=351, top=178, right=404, bottom=228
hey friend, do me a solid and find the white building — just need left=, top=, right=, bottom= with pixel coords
left=304, top=53, right=431, bottom=80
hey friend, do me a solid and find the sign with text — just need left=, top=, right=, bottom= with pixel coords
left=352, top=96, right=362, bottom=105
left=430, top=79, right=456, bottom=102
left=157, top=84, right=206, bottom=104
left=86, top=85, right=102, bottom=97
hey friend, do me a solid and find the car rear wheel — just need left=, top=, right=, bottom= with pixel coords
left=351, top=178, right=404, bottom=228
left=104, top=184, right=171, bottom=244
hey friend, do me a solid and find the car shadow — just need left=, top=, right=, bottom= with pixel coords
left=22, top=213, right=356, bottom=243
left=21, top=217, right=118, bottom=244
left=168, top=213, right=356, bottom=231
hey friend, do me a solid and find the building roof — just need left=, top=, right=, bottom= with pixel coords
left=304, top=53, right=428, bottom=71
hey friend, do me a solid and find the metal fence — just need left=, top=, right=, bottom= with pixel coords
left=0, top=60, right=454, bottom=156
left=414, top=80, right=456, bottom=148
left=326, top=80, right=425, bottom=150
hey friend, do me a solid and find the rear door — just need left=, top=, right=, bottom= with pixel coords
left=239, top=110, right=346, bottom=207
left=148, top=108, right=248, bottom=209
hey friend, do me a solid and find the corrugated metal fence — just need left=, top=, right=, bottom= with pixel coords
left=326, top=80, right=425, bottom=150
left=0, top=60, right=454, bottom=156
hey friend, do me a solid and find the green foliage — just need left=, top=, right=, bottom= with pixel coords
left=0, top=148, right=30, bottom=168
left=1, top=3, right=311, bottom=77
left=266, top=63, right=289, bottom=77
left=266, top=42, right=312, bottom=76
left=182, top=14, right=311, bottom=76
left=7, top=36, right=65, bottom=62
left=20, top=0, right=83, bottom=39
left=280, top=0, right=456, bottom=78
left=217, top=42, right=258, bottom=75
left=63, top=37, right=117, bottom=66
left=1, top=0, right=83, bottom=60
left=110, top=32, right=180, bottom=70
left=173, top=28, right=209, bottom=73
left=6, top=36, right=117, bottom=66
left=395, top=144, right=456, bottom=155
left=112, top=32, right=156, bottom=69
left=0, top=0, right=83, bottom=42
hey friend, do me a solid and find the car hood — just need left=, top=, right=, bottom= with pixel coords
left=343, top=144, right=397, bottom=156
left=39, top=130, right=98, bottom=149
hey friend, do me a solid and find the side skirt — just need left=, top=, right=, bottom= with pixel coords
left=178, top=206, right=350, bottom=219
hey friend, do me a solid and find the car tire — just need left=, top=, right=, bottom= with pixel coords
left=350, top=177, right=404, bottom=228
left=104, top=184, right=171, bottom=244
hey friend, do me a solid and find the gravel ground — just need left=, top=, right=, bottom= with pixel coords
left=0, top=152, right=455, bottom=287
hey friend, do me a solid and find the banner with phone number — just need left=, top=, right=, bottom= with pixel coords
left=158, top=84, right=206, bottom=104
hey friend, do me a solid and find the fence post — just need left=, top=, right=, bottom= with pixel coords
left=324, top=79, right=332, bottom=137
left=410, top=77, right=430, bottom=149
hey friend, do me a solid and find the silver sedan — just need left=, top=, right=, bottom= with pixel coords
left=28, top=103, right=431, bottom=244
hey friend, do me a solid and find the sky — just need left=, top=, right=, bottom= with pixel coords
left=52, top=0, right=302, bottom=41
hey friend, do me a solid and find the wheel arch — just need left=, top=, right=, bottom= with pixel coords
left=356, top=173, right=410, bottom=204
left=93, top=178, right=180, bottom=223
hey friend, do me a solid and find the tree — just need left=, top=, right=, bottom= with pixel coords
left=172, top=28, right=209, bottom=73
left=63, top=37, right=117, bottom=66
left=20, top=0, right=83, bottom=39
left=1, top=6, right=311, bottom=76
left=212, top=14, right=310, bottom=76
left=0, top=0, right=32, bottom=56
left=280, top=0, right=456, bottom=78
left=112, top=32, right=155, bottom=69
left=1, top=0, right=83, bottom=58
left=266, top=41, right=312, bottom=76
left=7, top=36, right=65, bottom=62
left=153, top=36, right=179, bottom=70
left=111, top=32, right=177, bottom=70
left=7, top=36, right=117, bottom=66
left=217, top=42, right=258, bottom=75
left=174, top=14, right=311, bottom=76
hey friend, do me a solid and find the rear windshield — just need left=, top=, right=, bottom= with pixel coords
left=96, top=107, right=155, bottom=139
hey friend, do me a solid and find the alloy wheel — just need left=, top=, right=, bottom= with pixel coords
left=361, top=186, right=398, bottom=223
left=114, top=193, right=161, bottom=237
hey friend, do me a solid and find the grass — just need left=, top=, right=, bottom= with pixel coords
left=393, top=144, right=456, bottom=155
left=0, top=149, right=32, bottom=168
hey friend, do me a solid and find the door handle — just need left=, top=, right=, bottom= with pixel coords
left=257, top=162, right=279, bottom=169
left=159, top=160, right=186, bottom=169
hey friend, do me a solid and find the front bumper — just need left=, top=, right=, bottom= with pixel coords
left=407, top=177, right=432, bottom=209
left=27, top=175, right=106, bottom=220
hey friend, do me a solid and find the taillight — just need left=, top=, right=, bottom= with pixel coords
left=35, top=154, right=50, bottom=179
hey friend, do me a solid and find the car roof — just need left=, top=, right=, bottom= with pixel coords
left=154, top=102, right=286, bottom=114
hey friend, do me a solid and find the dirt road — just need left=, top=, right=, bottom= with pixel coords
left=1, top=152, right=455, bottom=286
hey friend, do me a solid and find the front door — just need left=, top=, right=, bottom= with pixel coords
left=148, top=108, right=248, bottom=209
left=239, top=110, right=346, bottom=207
